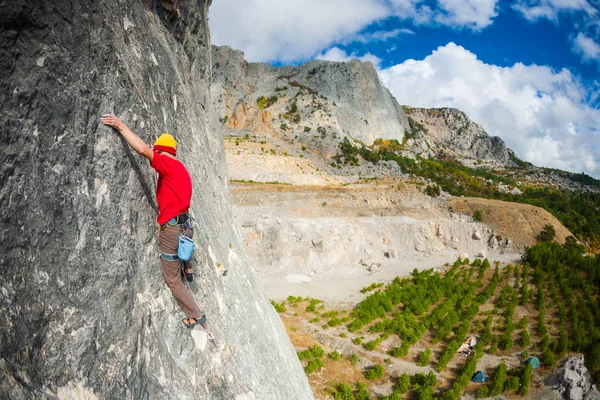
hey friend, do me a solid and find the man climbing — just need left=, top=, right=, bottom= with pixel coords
left=100, top=114, right=206, bottom=329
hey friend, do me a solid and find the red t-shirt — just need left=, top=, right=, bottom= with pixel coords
left=150, top=152, right=192, bottom=225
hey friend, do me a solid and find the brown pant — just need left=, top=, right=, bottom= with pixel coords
left=159, top=226, right=203, bottom=319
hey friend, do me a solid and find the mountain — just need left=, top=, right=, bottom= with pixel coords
left=211, top=46, right=514, bottom=168
left=211, top=45, right=410, bottom=157
left=0, top=1, right=312, bottom=399
left=402, top=106, right=512, bottom=166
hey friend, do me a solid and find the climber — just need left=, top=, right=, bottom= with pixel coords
left=100, top=114, right=206, bottom=329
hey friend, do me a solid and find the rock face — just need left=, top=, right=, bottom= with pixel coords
left=211, top=45, right=410, bottom=156
left=544, top=356, right=600, bottom=400
left=0, top=1, right=312, bottom=399
left=231, top=186, right=520, bottom=301
left=403, top=106, right=512, bottom=165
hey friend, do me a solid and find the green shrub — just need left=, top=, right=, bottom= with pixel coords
left=364, top=339, right=381, bottom=351
left=388, top=344, right=409, bottom=358
left=322, top=310, right=339, bottom=318
left=306, top=298, right=322, bottom=312
left=304, top=358, right=323, bottom=374
left=286, top=295, right=302, bottom=307
left=504, top=376, right=520, bottom=391
left=490, top=361, right=507, bottom=395
left=542, top=348, right=556, bottom=367
left=425, top=185, right=441, bottom=197
left=520, top=330, right=531, bottom=347
left=539, top=224, right=556, bottom=242
left=517, top=317, right=528, bottom=329
left=355, top=382, right=370, bottom=400
left=348, top=353, right=360, bottom=364
left=395, top=374, right=410, bottom=393
left=476, top=386, right=489, bottom=398
left=360, top=282, right=384, bottom=293
left=519, top=364, right=533, bottom=395
left=270, top=299, right=286, bottom=313
left=334, top=383, right=353, bottom=400
left=329, top=351, right=341, bottom=360
left=418, top=349, right=432, bottom=367
left=364, top=364, right=384, bottom=380
left=256, top=95, right=278, bottom=109
left=297, top=345, right=324, bottom=361
left=473, top=209, right=483, bottom=222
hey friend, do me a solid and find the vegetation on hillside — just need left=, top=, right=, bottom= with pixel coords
left=334, top=138, right=600, bottom=250
left=278, top=242, right=600, bottom=399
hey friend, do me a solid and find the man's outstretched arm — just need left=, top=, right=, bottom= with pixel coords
left=101, top=114, right=154, bottom=162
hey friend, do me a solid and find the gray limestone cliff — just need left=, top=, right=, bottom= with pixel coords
left=403, top=106, right=512, bottom=166
left=0, top=1, right=312, bottom=399
left=211, top=45, right=410, bottom=156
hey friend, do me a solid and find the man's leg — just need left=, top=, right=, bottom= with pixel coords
left=159, top=227, right=203, bottom=320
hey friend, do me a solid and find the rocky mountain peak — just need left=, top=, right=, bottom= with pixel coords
left=211, top=45, right=410, bottom=156
left=212, top=47, right=517, bottom=169
left=403, top=106, right=512, bottom=166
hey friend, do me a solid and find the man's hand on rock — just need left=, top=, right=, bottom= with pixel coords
left=101, top=114, right=125, bottom=131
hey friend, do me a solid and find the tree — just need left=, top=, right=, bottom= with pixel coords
left=519, top=364, right=533, bottom=396
left=490, top=361, right=507, bottom=395
left=395, top=374, right=410, bottom=394
left=365, top=364, right=385, bottom=380
left=418, top=349, right=432, bottom=366
left=539, top=224, right=556, bottom=242
left=563, top=235, right=584, bottom=252
left=473, top=209, right=483, bottom=222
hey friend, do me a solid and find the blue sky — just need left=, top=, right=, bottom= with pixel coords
left=210, top=0, right=600, bottom=177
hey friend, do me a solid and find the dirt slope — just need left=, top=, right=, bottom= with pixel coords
left=448, top=197, right=572, bottom=248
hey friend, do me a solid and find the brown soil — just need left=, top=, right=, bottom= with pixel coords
left=448, top=197, right=572, bottom=248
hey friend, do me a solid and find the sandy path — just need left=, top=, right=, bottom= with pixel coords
left=263, top=252, right=522, bottom=303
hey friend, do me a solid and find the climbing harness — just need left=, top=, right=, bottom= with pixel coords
left=160, top=251, right=179, bottom=261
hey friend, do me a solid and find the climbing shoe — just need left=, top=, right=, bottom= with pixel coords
left=180, top=268, right=194, bottom=282
left=182, top=315, right=206, bottom=329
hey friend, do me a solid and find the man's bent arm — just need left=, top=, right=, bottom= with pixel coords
left=101, top=114, right=154, bottom=161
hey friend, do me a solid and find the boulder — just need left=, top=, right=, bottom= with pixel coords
left=543, top=355, right=600, bottom=400
left=488, top=235, right=499, bottom=249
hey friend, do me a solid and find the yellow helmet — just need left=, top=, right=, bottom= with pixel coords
left=153, top=133, right=177, bottom=155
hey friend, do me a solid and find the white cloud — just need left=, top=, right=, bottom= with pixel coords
left=209, top=0, right=389, bottom=62
left=210, top=0, right=501, bottom=63
left=350, top=28, right=415, bottom=44
left=380, top=43, right=600, bottom=176
left=513, top=1, right=600, bottom=65
left=513, top=0, right=597, bottom=22
left=434, top=0, right=499, bottom=29
left=573, top=32, right=600, bottom=61
left=387, top=0, right=498, bottom=29
left=316, top=47, right=383, bottom=68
